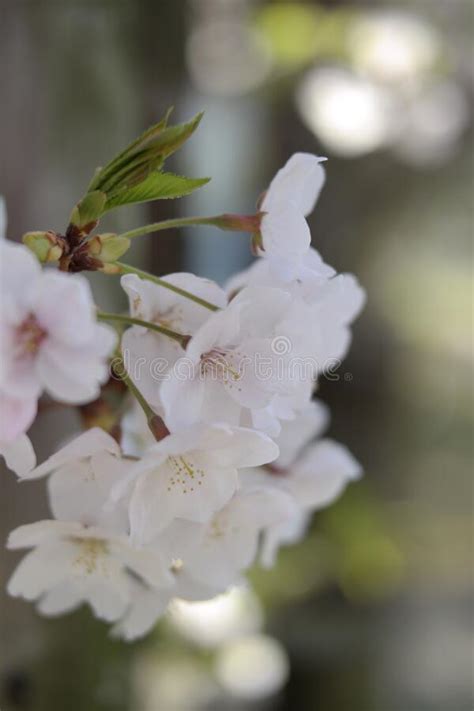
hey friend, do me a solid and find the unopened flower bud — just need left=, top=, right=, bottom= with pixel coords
left=22, top=231, right=66, bottom=263
left=87, top=234, right=131, bottom=263
left=99, top=262, right=123, bottom=275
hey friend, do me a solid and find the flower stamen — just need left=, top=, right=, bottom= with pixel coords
left=16, top=314, right=46, bottom=355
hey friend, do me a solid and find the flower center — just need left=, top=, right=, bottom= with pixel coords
left=16, top=314, right=46, bottom=356
left=132, top=297, right=183, bottom=332
left=71, top=537, right=109, bottom=576
left=166, top=455, right=205, bottom=494
left=150, top=305, right=183, bottom=332
left=200, top=348, right=244, bottom=385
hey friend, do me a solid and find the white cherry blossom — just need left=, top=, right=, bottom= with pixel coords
left=7, top=520, right=173, bottom=622
left=21, top=428, right=132, bottom=533
left=228, top=261, right=365, bottom=382
left=273, top=438, right=362, bottom=509
left=0, top=241, right=116, bottom=441
left=121, top=273, right=227, bottom=415
left=171, top=487, right=297, bottom=589
left=161, top=286, right=311, bottom=433
left=1, top=144, right=366, bottom=642
left=256, top=439, right=361, bottom=567
left=111, top=423, right=279, bottom=545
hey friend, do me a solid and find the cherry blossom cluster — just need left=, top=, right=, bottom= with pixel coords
left=1, top=149, right=365, bottom=641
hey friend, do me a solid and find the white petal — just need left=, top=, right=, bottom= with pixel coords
left=262, top=153, right=326, bottom=216
left=0, top=195, right=6, bottom=239
left=260, top=509, right=310, bottom=568
left=185, top=488, right=296, bottom=587
left=121, top=273, right=158, bottom=323
left=0, top=391, right=37, bottom=443
left=154, top=518, right=204, bottom=562
left=114, top=542, right=174, bottom=589
left=1, top=434, right=36, bottom=476
left=0, top=354, right=42, bottom=400
left=275, top=400, right=329, bottom=469
left=120, top=401, right=155, bottom=458
left=260, top=204, right=310, bottom=263
left=251, top=407, right=282, bottom=438
left=160, top=370, right=206, bottom=431
left=36, top=336, right=111, bottom=404
left=196, top=425, right=279, bottom=469
left=228, top=487, right=298, bottom=530
left=230, top=286, right=292, bottom=337
left=317, top=273, right=366, bottom=326
left=123, top=272, right=226, bottom=330
left=149, top=423, right=277, bottom=469
left=199, top=379, right=242, bottom=428
left=289, top=439, right=362, bottom=510
left=48, top=451, right=131, bottom=532
left=222, top=339, right=276, bottom=410
left=112, top=584, right=170, bottom=641
left=121, top=327, right=178, bottom=414
left=7, top=520, right=83, bottom=549
left=24, top=427, right=119, bottom=480
left=0, top=241, right=41, bottom=298
left=34, top=272, right=95, bottom=346
left=7, top=540, right=76, bottom=600
left=162, top=272, right=227, bottom=319
left=173, top=568, right=225, bottom=601
left=86, top=578, right=130, bottom=622
left=37, top=582, right=83, bottom=616
left=303, top=246, right=336, bottom=280
left=186, top=527, right=256, bottom=588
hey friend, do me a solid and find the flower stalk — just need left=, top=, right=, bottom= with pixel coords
left=117, top=212, right=263, bottom=241
left=97, top=311, right=190, bottom=348
left=110, top=352, right=157, bottom=436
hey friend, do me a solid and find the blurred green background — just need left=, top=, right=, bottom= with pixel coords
left=0, top=1, right=472, bottom=709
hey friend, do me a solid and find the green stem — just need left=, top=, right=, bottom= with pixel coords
left=112, top=354, right=156, bottom=424
left=114, top=262, right=220, bottom=311
left=97, top=310, right=189, bottom=347
left=117, top=212, right=262, bottom=241
left=118, top=215, right=224, bottom=241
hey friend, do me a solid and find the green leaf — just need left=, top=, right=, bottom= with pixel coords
left=104, top=172, right=210, bottom=210
left=88, top=111, right=203, bottom=195
left=145, top=112, right=203, bottom=161
left=87, top=108, right=172, bottom=192
left=96, top=148, right=164, bottom=195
